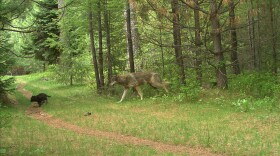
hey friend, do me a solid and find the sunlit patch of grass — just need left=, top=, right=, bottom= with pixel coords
left=1, top=96, right=169, bottom=155
left=1, top=113, right=164, bottom=155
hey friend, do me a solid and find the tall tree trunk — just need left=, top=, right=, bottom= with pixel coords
left=70, top=53, right=73, bottom=86
left=171, top=0, right=186, bottom=84
left=269, top=0, right=277, bottom=74
left=58, top=0, right=64, bottom=44
left=248, top=0, right=256, bottom=70
left=58, top=0, right=73, bottom=85
left=129, top=1, right=140, bottom=57
left=97, top=1, right=105, bottom=88
left=193, top=0, right=202, bottom=85
left=256, top=1, right=261, bottom=71
left=104, top=0, right=112, bottom=84
left=126, top=0, right=135, bottom=73
left=209, top=0, right=228, bottom=89
left=88, top=4, right=101, bottom=93
left=159, top=24, right=165, bottom=77
left=229, top=0, right=240, bottom=75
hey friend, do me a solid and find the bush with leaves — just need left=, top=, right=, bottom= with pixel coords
left=170, top=75, right=201, bottom=102
left=0, top=77, right=15, bottom=97
left=229, top=72, right=280, bottom=98
left=49, top=52, right=92, bottom=85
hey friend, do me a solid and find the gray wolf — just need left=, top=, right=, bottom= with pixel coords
left=110, top=72, right=169, bottom=102
left=30, top=93, right=51, bottom=107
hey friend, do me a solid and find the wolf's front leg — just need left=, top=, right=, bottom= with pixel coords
left=118, top=88, right=128, bottom=103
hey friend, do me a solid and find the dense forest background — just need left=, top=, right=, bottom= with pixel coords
left=0, top=0, right=280, bottom=100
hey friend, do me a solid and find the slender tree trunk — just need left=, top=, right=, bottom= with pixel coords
left=171, top=0, right=186, bottom=84
left=129, top=1, right=140, bottom=57
left=209, top=0, right=228, bottom=89
left=248, top=0, right=256, bottom=70
left=104, top=0, right=112, bottom=84
left=97, top=1, right=105, bottom=88
left=88, top=4, right=101, bottom=93
left=59, top=0, right=74, bottom=85
left=256, top=1, right=261, bottom=71
left=269, top=0, right=277, bottom=74
left=159, top=24, right=165, bottom=77
left=58, top=0, right=64, bottom=43
left=70, top=54, right=73, bottom=86
left=229, top=0, right=240, bottom=75
left=193, top=0, right=202, bottom=85
left=126, top=0, right=135, bottom=73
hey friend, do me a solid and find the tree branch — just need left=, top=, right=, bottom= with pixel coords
left=179, top=0, right=209, bottom=14
left=0, top=28, right=35, bottom=33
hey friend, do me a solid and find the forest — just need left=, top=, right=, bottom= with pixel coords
left=0, top=0, right=280, bottom=155
left=1, top=0, right=280, bottom=93
left=1, top=0, right=280, bottom=94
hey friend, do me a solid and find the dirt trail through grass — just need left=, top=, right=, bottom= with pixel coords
left=17, top=82, right=222, bottom=156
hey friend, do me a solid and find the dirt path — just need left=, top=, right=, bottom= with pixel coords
left=17, top=83, right=222, bottom=156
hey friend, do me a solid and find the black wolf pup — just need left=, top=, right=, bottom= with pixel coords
left=30, top=93, right=51, bottom=107
left=110, top=72, right=169, bottom=102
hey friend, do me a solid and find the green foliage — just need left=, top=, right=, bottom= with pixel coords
left=171, top=76, right=201, bottom=102
left=48, top=53, right=92, bottom=85
left=0, top=32, right=15, bottom=96
left=0, top=0, right=31, bottom=28
left=232, top=97, right=279, bottom=113
left=0, top=76, right=15, bottom=96
left=29, top=0, right=60, bottom=64
left=229, top=72, right=280, bottom=98
left=232, top=98, right=253, bottom=112
left=254, top=97, right=279, bottom=112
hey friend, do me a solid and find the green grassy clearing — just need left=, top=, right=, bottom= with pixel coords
left=1, top=73, right=280, bottom=155
left=0, top=109, right=161, bottom=156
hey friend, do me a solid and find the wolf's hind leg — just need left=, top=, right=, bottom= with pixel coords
left=134, top=86, right=143, bottom=100
left=162, top=83, right=169, bottom=93
left=150, top=74, right=168, bottom=92
left=150, top=81, right=168, bottom=92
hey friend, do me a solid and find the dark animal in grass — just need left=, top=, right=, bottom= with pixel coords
left=30, top=93, right=51, bottom=107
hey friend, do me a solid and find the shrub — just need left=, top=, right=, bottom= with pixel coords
left=232, top=98, right=253, bottom=112
left=229, top=72, right=280, bottom=98
left=0, top=76, right=15, bottom=97
left=232, top=97, right=279, bottom=112
left=170, top=77, right=201, bottom=102
left=48, top=54, right=92, bottom=85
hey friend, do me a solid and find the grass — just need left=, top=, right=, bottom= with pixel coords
left=1, top=111, right=161, bottom=155
left=1, top=73, right=280, bottom=155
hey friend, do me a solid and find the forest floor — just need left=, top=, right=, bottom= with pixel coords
left=16, top=82, right=222, bottom=156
